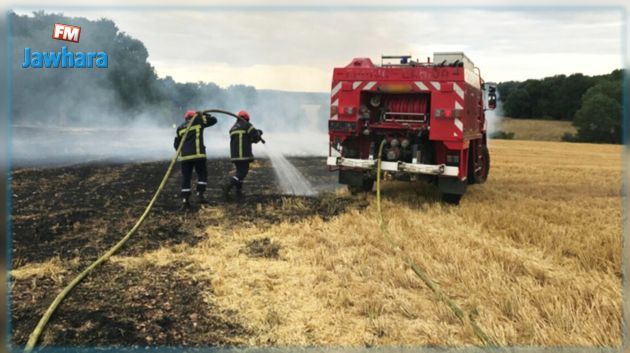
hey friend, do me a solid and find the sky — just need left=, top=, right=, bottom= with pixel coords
left=10, top=4, right=627, bottom=93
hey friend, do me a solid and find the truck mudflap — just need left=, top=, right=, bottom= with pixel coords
left=327, top=156, right=459, bottom=177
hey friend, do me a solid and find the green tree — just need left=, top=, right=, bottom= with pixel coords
left=497, top=72, right=600, bottom=121
left=572, top=80, right=622, bottom=144
left=503, top=87, right=531, bottom=118
left=558, top=73, right=595, bottom=120
left=497, top=81, right=519, bottom=103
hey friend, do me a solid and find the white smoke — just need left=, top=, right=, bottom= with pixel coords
left=11, top=102, right=330, bottom=167
left=485, top=90, right=505, bottom=136
left=485, top=99, right=504, bottom=135
left=11, top=124, right=329, bottom=167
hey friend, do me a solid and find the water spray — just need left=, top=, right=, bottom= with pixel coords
left=265, top=147, right=316, bottom=196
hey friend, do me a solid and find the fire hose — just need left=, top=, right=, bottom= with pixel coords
left=24, top=109, right=260, bottom=352
left=375, top=140, right=497, bottom=347
left=204, top=109, right=266, bottom=144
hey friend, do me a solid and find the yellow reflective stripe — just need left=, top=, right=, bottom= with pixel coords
left=239, top=133, right=243, bottom=158
left=177, top=125, right=203, bottom=159
left=230, top=130, right=246, bottom=158
left=195, top=125, right=201, bottom=155
left=247, top=126, right=254, bottom=133
left=178, top=125, right=202, bottom=155
left=202, top=115, right=207, bottom=125
left=179, top=124, right=201, bottom=136
left=180, top=153, right=206, bottom=161
left=230, top=157, right=252, bottom=161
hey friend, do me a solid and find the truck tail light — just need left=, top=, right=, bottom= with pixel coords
left=435, top=109, right=464, bottom=119
left=331, top=106, right=338, bottom=116
left=435, top=109, right=451, bottom=118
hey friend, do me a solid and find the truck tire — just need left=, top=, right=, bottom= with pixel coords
left=441, top=193, right=462, bottom=205
left=468, top=144, right=490, bottom=184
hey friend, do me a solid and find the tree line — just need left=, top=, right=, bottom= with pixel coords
left=498, top=70, right=624, bottom=144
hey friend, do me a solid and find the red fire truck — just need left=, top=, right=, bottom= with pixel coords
left=326, top=53, right=496, bottom=204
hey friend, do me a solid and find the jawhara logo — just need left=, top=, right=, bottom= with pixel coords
left=22, top=47, right=108, bottom=68
left=22, top=22, right=108, bottom=69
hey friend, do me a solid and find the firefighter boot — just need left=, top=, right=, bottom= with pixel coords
left=235, top=181, right=244, bottom=202
left=222, top=177, right=237, bottom=201
left=181, top=196, right=191, bottom=210
left=197, top=191, right=209, bottom=204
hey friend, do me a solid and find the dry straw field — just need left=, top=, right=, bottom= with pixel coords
left=497, top=118, right=576, bottom=141
left=111, top=139, right=622, bottom=346
left=12, top=139, right=623, bottom=347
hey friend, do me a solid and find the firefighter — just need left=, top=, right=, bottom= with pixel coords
left=222, top=110, right=263, bottom=200
left=174, top=110, right=217, bottom=208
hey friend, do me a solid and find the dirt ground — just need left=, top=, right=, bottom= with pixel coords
left=10, top=157, right=365, bottom=347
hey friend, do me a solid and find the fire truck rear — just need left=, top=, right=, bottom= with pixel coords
left=326, top=52, right=497, bottom=204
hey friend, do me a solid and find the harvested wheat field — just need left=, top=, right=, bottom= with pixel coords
left=497, top=118, right=576, bottom=141
left=10, top=139, right=623, bottom=348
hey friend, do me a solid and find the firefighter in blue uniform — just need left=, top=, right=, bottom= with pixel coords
left=174, top=110, right=217, bottom=208
left=222, top=110, right=263, bottom=200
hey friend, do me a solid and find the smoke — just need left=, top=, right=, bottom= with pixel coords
left=10, top=91, right=330, bottom=167
left=11, top=107, right=330, bottom=167
left=255, top=103, right=328, bottom=158
left=9, top=88, right=331, bottom=166
left=485, top=99, right=504, bottom=136
left=485, top=90, right=505, bottom=137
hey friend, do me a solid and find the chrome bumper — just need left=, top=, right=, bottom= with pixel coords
left=326, top=156, right=459, bottom=177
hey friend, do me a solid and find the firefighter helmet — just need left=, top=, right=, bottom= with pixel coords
left=238, top=110, right=250, bottom=121
left=184, top=110, right=196, bottom=120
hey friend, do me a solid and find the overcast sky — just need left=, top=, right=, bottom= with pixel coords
left=13, top=6, right=625, bottom=92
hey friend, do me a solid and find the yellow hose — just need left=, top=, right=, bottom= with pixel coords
left=24, top=113, right=201, bottom=352
left=374, top=140, right=496, bottom=347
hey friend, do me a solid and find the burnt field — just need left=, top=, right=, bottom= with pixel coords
left=10, top=157, right=365, bottom=347
left=9, top=140, right=624, bottom=348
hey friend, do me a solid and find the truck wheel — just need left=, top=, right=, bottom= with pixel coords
left=348, top=179, right=374, bottom=195
left=441, top=193, right=462, bottom=205
left=468, top=144, right=490, bottom=184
